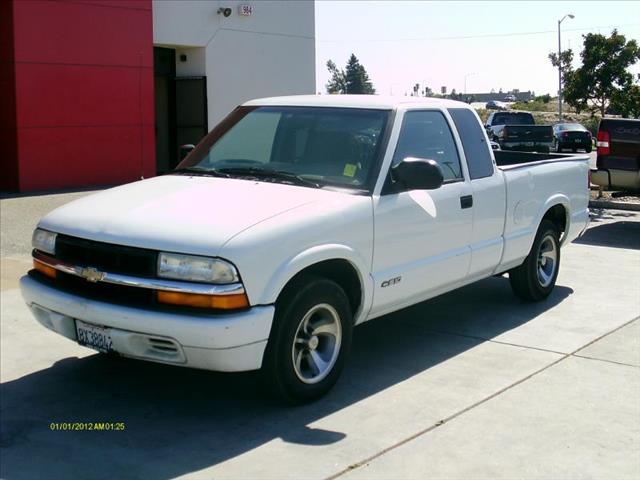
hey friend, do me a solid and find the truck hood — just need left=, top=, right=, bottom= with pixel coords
left=39, top=175, right=344, bottom=256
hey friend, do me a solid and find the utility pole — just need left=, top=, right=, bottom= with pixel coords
left=557, top=14, right=574, bottom=122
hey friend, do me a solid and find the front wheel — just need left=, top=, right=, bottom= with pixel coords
left=509, top=219, right=561, bottom=302
left=261, top=275, right=353, bottom=403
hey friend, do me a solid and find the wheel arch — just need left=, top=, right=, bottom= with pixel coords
left=259, top=245, right=372, bottom=324
left=538, top=198, right=570, bottom=244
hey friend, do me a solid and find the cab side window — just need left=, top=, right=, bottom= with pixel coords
left=392, top=111, right=462, bottom=182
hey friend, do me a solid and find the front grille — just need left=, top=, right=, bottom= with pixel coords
left=35, top=235, right=233, bottom=313
left=55, top=234, right=157, bottom=277
left=53, top=271, right=156, bottom=307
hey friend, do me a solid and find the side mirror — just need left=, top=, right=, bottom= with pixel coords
left=179, top=144, right=195, bottom=160
left=391, top=157, right=444, bottom=190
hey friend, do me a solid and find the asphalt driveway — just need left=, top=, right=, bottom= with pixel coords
left=1, top=191, right=638, bottom=480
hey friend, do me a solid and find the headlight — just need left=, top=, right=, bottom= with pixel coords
left=32, top=228, right=57, bottom=255
left=158, top=253, right=239, bottom=284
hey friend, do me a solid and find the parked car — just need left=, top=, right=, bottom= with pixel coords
left=504, top=94, right=517, bottom=102
left=485, top=111, right=554, bottom=153
left=486, top=100, right=507, bottom=110
left=591, top=118, right=640, bottom=190
left=21, top=96, right=590, bottom=402
left=552, top=123, right=592, bottom=153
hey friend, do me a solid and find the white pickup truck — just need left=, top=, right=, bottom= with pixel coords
left=21, top=96, right=589, bottom=402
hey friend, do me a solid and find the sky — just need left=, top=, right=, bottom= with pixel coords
left=314, top=0, right=640, bottom=97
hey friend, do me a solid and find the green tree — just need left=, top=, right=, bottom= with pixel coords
left=449, top=88, right=463, bottom=101
left=326, top=60, right=347, bottom=94
left=548, top=48, right=574, bottom=87
left=553, top=30, right=640, bottom=116
left=611, top=83, right=640, bottom=118
left=325, top=54, right=375, bottom=94
left=534, top=94, right=552, bottom=104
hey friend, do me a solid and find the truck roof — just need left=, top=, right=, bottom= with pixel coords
left=243, top=94, right=471, bottom=110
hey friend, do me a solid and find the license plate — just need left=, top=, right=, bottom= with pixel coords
left=525, top=142, right=534, bottom=147
left=76, top=320, right=113, bottom=353
left=575, top=139, right=581, bottom=143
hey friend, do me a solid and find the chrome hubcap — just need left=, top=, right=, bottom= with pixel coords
left=292, top=303, right=342, bottom=384
left=537, top=235, right=558, bottom=288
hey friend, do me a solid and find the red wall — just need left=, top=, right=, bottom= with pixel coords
left=8, top=0, right=155, bottom=192
left=0, top=0, right=19, bottom=191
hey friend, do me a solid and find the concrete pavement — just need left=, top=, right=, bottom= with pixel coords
left=1, top=190, right=639, bottom=480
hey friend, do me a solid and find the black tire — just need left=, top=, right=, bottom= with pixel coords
left=585, top=145, right=592, bottom=153
left=554, top=140, right=561, bottom=153
left=261, top=275, right=353, bottom=403
left=509, top=219, right=561, bottom=302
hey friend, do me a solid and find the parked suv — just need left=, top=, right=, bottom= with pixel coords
left=591, top=118, right=640, bottom=190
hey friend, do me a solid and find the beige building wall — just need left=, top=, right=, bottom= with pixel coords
left=153, top=0, right=316, bottom=127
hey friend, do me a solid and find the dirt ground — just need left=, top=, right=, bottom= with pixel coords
left=590, top=188, right=640, bottom=205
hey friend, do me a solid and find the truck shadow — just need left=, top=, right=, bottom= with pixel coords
left=0, top=277, right=573, bottom=480
left=574, top=219, right=640, bottom=250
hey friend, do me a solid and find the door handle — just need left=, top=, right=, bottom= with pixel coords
left=460, top=195, right=473, bottom=209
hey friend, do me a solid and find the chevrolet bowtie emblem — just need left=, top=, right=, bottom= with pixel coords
left=80, top=267, right=105, bottom=283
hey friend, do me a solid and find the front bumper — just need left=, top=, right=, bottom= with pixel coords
left=20, top=275, right=274, bottom=372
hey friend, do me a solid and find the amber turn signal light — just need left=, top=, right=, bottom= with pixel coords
left=157, top=291, right=249, bottom=309
left=33, top=259, right=57, bottom=279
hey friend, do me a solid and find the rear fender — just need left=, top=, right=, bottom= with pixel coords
left=534, top=194, right=571, bottom=244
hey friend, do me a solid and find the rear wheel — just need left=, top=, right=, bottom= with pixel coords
left=509, top=220, right=561, bottom=302
left=262, top=275, right=353, bottom=403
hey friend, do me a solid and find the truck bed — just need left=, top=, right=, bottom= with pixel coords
left=494, top=149, right=590, bottom=273
left=494, top=150, right=588, bottom=169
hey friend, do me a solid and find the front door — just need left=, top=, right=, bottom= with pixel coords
left=175, top=76, right=208, bottom=165
left=153, top=47, right=208, bottom=173
left=154, top=47, right=175, bottom=174
left=370, top=110, right=473, bottom=317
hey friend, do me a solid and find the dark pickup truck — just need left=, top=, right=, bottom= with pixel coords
left=591, top=118, right=640, bottom=190
left=485, top=111, right=554, bottom=153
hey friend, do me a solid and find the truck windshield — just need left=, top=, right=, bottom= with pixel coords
left=492, top=112, right=535, bottom=126
left=177, top=106, right=390, bottom=190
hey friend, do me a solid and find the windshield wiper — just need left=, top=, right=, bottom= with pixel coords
left=217, top=167, right=321, bottom=189
left=171, top=167, right=230, bottom=178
